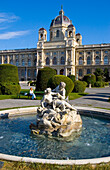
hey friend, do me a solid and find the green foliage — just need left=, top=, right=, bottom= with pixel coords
left=104, top=82, right=109, bottom=86
left=36, top=67, right=56, bottom=91
left=28, top=80, right=36, bottom=86
left=94, top=81, right=105, bottom=87
left=47, top=75, right=74, bottom=96
left=104, top=68, right=109, bottom=81
left=73, top=80, right=86, bottom=93
left=82, top=81, right=88, bottom=87
left=94, top=68, right=104, bottom=81
left=67, top=75, right=76, bottom=82
left=97, top=76, right=103, bottom=81
left=83, top=74, right=96, bottom=87
left=0, top=64, right=21, bottom=95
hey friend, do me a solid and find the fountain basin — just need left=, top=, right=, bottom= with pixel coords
left=0, top=106, right=110, bottom=165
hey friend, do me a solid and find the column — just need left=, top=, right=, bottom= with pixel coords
left=92, top=50, right=95, bottom=65
left=65, top=68, right=67, bottom=76
left=70, top=49, right=73, bottom=65
left=100, top=50, right=103, bottom=65
left=7, top=55, right=10, bottom=64
left=13, top=54, right=16, bottom=65
left=57, top=69, right=60, bottom=75
left=2, top=55, right=4, bottom=64
left=65, top=50, right=68, bottom=65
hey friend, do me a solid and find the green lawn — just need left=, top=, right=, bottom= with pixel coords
left=1, top=160, right=110, bottom=170
left=69, top=92, right=88, bottom=100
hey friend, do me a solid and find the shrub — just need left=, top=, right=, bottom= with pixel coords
left=47, top=75, right=74, bottom=96
left=0, top=64, right=21, bottom=95
left=97, top=76, right=103, bottom=81
left=83, top=74, right=96, bottom=87
left=104, top=82, right=109, bottom=86
left=82, top=81, right=88, bottom=87
left=73, top=80, right=86, bottom=93
left=67, top=75, right=76, bottom=82
left=94, top=81, right=105, bottom=87
left=36, top=67, right=56, bottom=91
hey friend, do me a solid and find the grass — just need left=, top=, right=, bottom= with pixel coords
left=69, top=93, right=88, bottom=100
left=1, top=160, right=110, bottom=170
left=0, top=105, right=40, bottom=111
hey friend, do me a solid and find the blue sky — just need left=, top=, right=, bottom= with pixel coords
left=0, top=0, right=110, bottom=50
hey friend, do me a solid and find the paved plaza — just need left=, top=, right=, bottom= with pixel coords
left=0, top=87, right=110, bottom=110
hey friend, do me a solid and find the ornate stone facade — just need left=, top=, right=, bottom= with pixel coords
left=0, top=8, right=110, bottom=81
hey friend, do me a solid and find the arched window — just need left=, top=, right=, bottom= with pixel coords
left=53, top=57, right=57, bottom=65
left=28, top=59, right=31, bottom=66
left=69, top=31, right=72, bottom=37
left=95, top=56, right=100, bottom=65
left=56, top=30, right=59, bottom=37
left=87, top=69, right=91, bottom=74
left=79, top=57, right=83, bottom=65
left=10, top=60, right=13, bottom=64
left=22, top=59, right=25, bottom=66
left=87, top=56, right=91, bottom=65
left=60, top=69, right=64, bottom=75
left=79, top=69, right=83, bottom=76
left=104, top=56, right=108, bottom=65
left=60, top=56, right=65, bottom=65
left=46, top=57, right=50, bottom=65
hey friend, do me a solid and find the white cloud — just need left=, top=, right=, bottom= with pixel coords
left=0, top=13, right=19, bottom=23
left=0, top=31, right=30, bottom=39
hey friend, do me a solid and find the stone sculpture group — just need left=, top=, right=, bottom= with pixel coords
left=30, top=82, right=82, bottom=137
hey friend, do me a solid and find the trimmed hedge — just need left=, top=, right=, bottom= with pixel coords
left=94, top=81, right=105, bottom=87
left=73, top=80, right=86, bottom=93
left=36, top=67, right=56, bottom=91
left=0, top=64, right=21, bottom=95
left=68, top=75, right=76, bottom=82
left=83, top=74, right=96, bottom=87
left=47, top=75, right=74, bottom=96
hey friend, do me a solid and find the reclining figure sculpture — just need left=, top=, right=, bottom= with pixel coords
left=30, top=82, right=82, bottom=138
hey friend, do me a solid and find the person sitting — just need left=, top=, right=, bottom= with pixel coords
left=29, top=88, right=36, bottom=100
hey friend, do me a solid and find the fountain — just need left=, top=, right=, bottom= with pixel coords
left=30, top=82, right=82, bottom=137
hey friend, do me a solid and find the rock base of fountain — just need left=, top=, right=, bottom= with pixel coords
left=30, top=106, right=82, bottom=137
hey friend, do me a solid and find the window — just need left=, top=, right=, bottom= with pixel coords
left=22, top=59, right=25, bottom=66
left=28, top=69, right=31, bottom=77
left=65, top=30, right=67, bottom=37
left=87, top=69, right=91, bottom=74
left=61, top=52, right=64, bottom=54
left=79, top=69, right=83, bottom=76
left=56, top=30, right=59, bottom=37
left=87, top=56, right=91, bottom=65
left=34, top=69, right=36, bottom=77
left=79, top=52, right=83, bottom=55
left=79, top=57, right=83, bottom=65
left=22, top=54, right=25, bottom=58
left=46, top=57, right=50, bottom=65
left=60, top=56, right=65, bottom=65
left=16, top=55, right=18, bottom=59
left=21, top=69, right=24, bottom=77
left=10, top=60, right=13, bottom=64
left=16, top=59, right=19, bottom=66
left=95, top=56, right=100, bottom=65
left=54, top=52, right=56, bottom=55
left=96, top=51, right=99, bottom=54
left=60, top=69, right=64, bottom=75
left=105, top=51, right=108, bottom=54
left=28, top=59, right=31, bottom=66
left=9, top=55, right=13, bottom=64
left=87, top=52, right=91, bottom=54
left=4, top=55, right=7, bottom=64
left=53, top=57, right=57, bottom=65
left=69, top=31, right=72, bottom=37
left=34, top=59, right=37, bottom=66
left=104, top=56, right=108, bottom=65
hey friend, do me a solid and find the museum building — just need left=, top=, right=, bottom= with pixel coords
left=0, top=8, right=110, bottom=81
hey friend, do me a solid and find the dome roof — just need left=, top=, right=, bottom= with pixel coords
left=50, top=8, right=71, bottom=27
left=39, top=27, right=46, bottom=31
left=68, top=24, right=74, bottom=28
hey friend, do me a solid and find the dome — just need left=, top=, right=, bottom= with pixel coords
left=39, top=28, right=46, bottom=31
left=76, top=33, right=81, bottom=36
left=50, top=8, right=71, bottom=27
left=68, top=24, right=74, bottom=28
